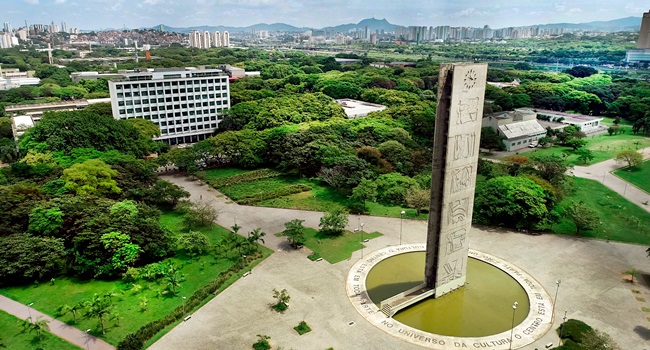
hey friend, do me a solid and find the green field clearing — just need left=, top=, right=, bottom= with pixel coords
left=0, top=212, right=272, bottom=345
left=278, top=228, right=382, bottom=264
left=518, top=131, right=650, bottom=166
left=200, top=167, right=252, bottom=180
left=613, top=160, right=650, bottom=193
left=0, top=310, right=81, bottom=350
left=552, top=177, right=650, bottom=244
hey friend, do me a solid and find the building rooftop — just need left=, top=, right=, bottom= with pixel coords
left=518, top=108, right=603, bottom=123
left=335, top=99, right=387, bottom=118
left=498, top=119, right=546, bottom=139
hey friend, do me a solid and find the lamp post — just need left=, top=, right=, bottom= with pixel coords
left=27, top=302, right=33, bottom=323
left=182, top=296, right=186, bottom=315
left=509, top=302, right=518, bottom=350
left=359, top=222, right=363, bottom=258
left=558, top=310, right=567, bottom=346
left=85, top=329, right=91, bottom=350
left=399, top=210, right=405, bottom=245
left=553, top=280, right=561, bottom=320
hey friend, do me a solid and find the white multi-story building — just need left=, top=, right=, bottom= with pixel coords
left=221, top=31, right=229, bottom=47
left=202, top=31, right=211, bottom=49
left=189, top=30, right=202, bottom=48
left=212, top=31, right=221, bottom=47
left=108, top=68, right=230, bottom=145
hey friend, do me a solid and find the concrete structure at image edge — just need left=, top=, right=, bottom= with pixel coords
left=626, top=10, right=650, bottom=64
left=425, top=63, right=487, bottom=297
left=108, top=67, right=230, bottom=145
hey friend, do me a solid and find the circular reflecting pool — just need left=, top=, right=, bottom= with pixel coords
left=366, top=252, right=529, bottom=337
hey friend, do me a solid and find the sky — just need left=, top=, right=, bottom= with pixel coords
left=3, top=0, right=649, bottom=30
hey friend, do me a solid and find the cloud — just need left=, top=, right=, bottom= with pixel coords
left=144, top=0, right=164, bottom=4
left=450, top=7, right=490, bottom=18
left=24, top=0, right=39, bottom=4
left=55, top=0, right=67, bottom=3
left=554, top=2, right=567, bottom=12
left=567, top=8, right=582, bottom=13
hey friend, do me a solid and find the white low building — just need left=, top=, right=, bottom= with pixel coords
left=11, top=115, right=35, bottom=141
left=518, top=108, right=605, bottom=134
left=335, top=99, right=386, bottom=119
left=482, top=109, right=547, bottom=151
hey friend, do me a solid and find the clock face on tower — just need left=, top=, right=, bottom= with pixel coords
left=463, top=69, right=477, bottom=90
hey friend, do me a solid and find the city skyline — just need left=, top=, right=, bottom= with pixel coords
left=2, top=0, right=649, bottom=31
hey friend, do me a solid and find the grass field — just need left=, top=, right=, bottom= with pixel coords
left=278, top=228, right=382, bottom=264
left=552, top=177, right=650, bottom=244
left=510, top=130, right=650, bottom=166
left=0, top=212, right=272, bottom=345
left=0, top=310, right=81, bottom=349
left=200, top=167, right=251, bottom=181
left=613, top=160, right=650, bottom=193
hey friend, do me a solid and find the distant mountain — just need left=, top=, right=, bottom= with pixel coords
left=147, top=16, right=641, bottom=34
left=529, top=16, right=641, bottom=32
left=321, top=18, right=402, bottom=33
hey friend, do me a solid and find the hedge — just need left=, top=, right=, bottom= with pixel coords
left=117, top=252, right=263, bottom=350
left=238, top=184, right=311, bottom=205
left=206, top=169, right=282, bottom=188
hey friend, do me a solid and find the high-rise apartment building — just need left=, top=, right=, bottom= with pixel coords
left=202, top=31, right=211, bottom=49
left=108, top=68, right=231, bottom=145
left=61, top=21, right=68, bottom=34
left=638, top=10, right=650, bottom=49
left=221, top=31, right=229, bottom=47
left=212, top=31, right=221, bottom=47
left=189, top=30, right=202, bottom=48
left=3, top=22, right=11, bottom=33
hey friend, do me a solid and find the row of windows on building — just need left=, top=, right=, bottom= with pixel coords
left=114, top=78, right=227, bottom=89
left=118, top=108, right=225, bottom=118
left=117, top=98, right=226, bottom=107
left=166, top=133, right=213, bottom=145
left=115, top=86, right=226, bottom=98
left=160, top=124, right=218, bottom=134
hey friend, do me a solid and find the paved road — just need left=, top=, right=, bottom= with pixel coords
left=0, top=295, right=115, bottom=350
left=152, top=175, right=650, bottom=350
left=573, top=147, right=650, bottom=213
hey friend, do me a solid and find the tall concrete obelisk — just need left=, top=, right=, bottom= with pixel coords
left=424, top=63, right=487, bottom=298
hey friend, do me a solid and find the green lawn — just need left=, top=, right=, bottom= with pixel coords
left=0, top=212, right=272, bottom=345
left=0, top=310, right=81, bottom=349
left=513, top=131, right=650, bottom=166
left=278, top=228, right=382, bottom=264
left=613, top=160, right=650, bottom=193
left=552, top=177, right=650, bottom=244
left=200, top=167, right=252, bottom=181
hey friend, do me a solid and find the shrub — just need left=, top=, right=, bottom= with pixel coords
left=294, top=321, right=312, bottom=335
left=557, top=319, right=593, bottom=344
left=252, top=334, right=271, bottom=350
left=238, top=184, right=310, bottom=205
left=207, top=169, right=282, bottom=188
left=307, top=252, right=321, bottom=261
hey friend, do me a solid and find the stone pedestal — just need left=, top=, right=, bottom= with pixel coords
left=424, top=63, right=487, bottom=297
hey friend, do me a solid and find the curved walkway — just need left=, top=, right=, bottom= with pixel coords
left=0, top=295, right=115, bottom=350
left=572, top=147, right=650, bottom=213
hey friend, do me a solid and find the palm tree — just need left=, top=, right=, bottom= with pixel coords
left=22, top=316, right=49, bottom=340
left=247, top=228, right=266, bottom=252
left=84, top=294, right=114, bottom=335
left=165, top=270, right=185, bottom=295
left=58, top=302, right=83, bottom=323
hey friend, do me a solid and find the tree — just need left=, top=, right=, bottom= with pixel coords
left=82, top=102, right=113, bottom=117
left=281, top=219, right=306, bottom=249
left=143, top=180, right=189, bottom=209
left=480, top=127, right=505, bottom=152
left=179, top=199, right=219, bottom=230
left=564, top=201, right=601, bottom=235
left=22, top=316, right=49, bottom=340
left=164, top=264, right=185, bottom=295
left=564, top=66, right=598, bottom=78
left=100, top=232, right=142, bottom=275
left=252, top=334, right=271, bottom=350
left=405, top=188, right=430, bottom=215
left=28, top=206, right=64, bottom=236
left=575, top=148, right=595, bottom=164
left=0, top=234, right=65, bottom=284
left=58, top=302, right=84, bottom=323
left=124, top=118, right=161, bottom=139
left=579, top=330, right=621, bottom=350
left=272, top=288, right=290, bottom=311
left=473, top=176, right=557, bottom=230
left=247, top=228, right=266, bottom=252
left=62, top=159, right=121, bottom=196
left=565, top=138, right=587, bottom=151
left=0, top=117, right=13, bottom=139
left=529, top=155, right=569, bottom=185
left=84, top=294, right=114, bottom=334
left=319, top=208, right=349, bottom=236
left=615, top=150, right=643, bottom=168
left=178, top=231, right=211, bottom=257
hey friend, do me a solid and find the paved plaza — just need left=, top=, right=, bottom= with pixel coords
left=150, top=175, right=650, bottom=350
